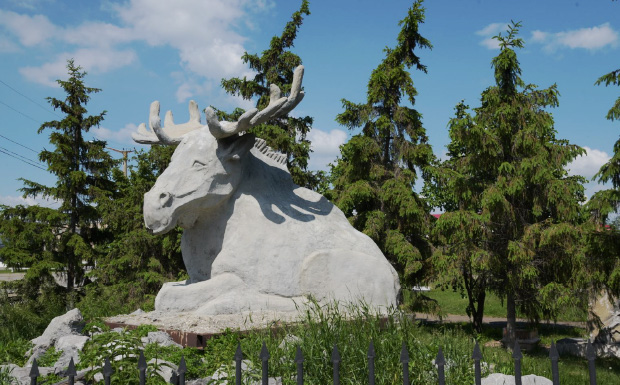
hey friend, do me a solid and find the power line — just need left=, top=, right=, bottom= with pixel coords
left=0, top=99, right=40, bottom=124
left=0, top=134, right=39, bottom=153
left=0, top=147, right=47, bottom=171
left=0, top=146, right=41, bottom=165
left=0, top=79, right=61, bottom=118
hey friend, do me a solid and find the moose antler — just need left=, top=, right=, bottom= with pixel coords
left=206, top=65, right=305, bottom=139
left=132, top=100, right=203, bottom=145
left=132, top=66, right=305, bottom=144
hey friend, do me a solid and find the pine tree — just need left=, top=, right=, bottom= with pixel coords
left=84, top=145, right=184, bottom=316
left=1, top=60, right=116, bottom=305
left=328, top=0, right=434, bottom=288
left=588, top=68, right=620, bottom=221
left=584, top=66, right=620, bottom=296
left=432, top=23, right=587, bottom=341
left=220, top=0, right=321, bottom=189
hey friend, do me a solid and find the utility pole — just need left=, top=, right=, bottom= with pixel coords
left=106, top=147, right=134, bottom=177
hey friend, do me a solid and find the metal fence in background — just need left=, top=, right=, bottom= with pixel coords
left=28, top=339, right=599, bottom=385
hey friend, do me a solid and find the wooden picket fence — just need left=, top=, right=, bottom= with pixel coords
left=28, top=339, right=599, bottom=385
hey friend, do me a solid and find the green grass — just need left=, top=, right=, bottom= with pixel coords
left=196, top=302, right=616, bottom=385
left=422, top=288, right=588, bottom=323
left=1, top=301, right=617, bottom=384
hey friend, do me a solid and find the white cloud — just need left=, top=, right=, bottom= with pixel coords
left=19, top=57, right=67, bottom=87
left=171, top=71, right=215, bottom=103
left=19, top=47, right=138, bottom=86
left=567, top=146, right=610, bottom=179
left=0, top=194, right=60, bottom=208
left=531, top=30, right=548, bottom=43
left=531, top=23, right=619, bottom=53
left=7, top=0, right=51, bottom=11
left=92, top=123, right=140, bottom=146
left=61, top=22, right=134, bottom=47
left=0, top=35, right=19, bottom=52
left=222, top=91, right=256, bottom=111
left=176, top=81, right=202, bottom=103
left=582, top=182, right=609, bottom=203
left=476, top=23, right=509, bottom=37
left=3, top=0, right=271, bottom=98
left=307, top=129, right=347, bottom=171
left=0, top=10, right=57, bottom=46
left=112, top=0, right=266, bottom=95
left=562, top=147, right=612, bottom=203
left=476, top=22, right=509, bottom=50
left=479, top=37, right=501, bottom=50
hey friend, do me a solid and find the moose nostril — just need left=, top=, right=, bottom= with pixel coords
left=159, top=192, right=172, bottom=207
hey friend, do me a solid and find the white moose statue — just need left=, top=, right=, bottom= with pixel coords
left=132, top=66, right=400, bottom=315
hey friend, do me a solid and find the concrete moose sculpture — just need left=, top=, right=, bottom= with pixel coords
left=132, top=66, right=399, bottom=315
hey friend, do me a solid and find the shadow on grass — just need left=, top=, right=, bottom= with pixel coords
left=417, top=319, right=586, bottom=345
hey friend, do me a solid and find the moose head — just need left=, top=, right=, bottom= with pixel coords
left=133, top=66, right=306, bottom=234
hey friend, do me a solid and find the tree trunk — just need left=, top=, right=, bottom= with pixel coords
left=66, top=254, right=75, bottom=310
left=463, top=263, right=487, bottom=333
left=506, top=291, right=517, bottom=350
left=472, top=291, right=486, bottom=333
left=383, top=130, right=391, bottom=168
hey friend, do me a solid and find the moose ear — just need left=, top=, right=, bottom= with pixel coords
left=217, top=133, right=255, bottom=161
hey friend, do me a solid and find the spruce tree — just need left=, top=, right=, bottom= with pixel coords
left=328, top=0, right=434, bottom=288
left=1, top=60, right=116, bottom=305
left=432, top=23, right=587, bottom=341
left=584, top=67, right=620, bottom=296
left=588, top=68, right=620, bottom=221
left=220, top=0, right=321, bottom=188
left=84, top=145, right=184, bottom=316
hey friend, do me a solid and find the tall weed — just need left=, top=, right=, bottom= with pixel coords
left=0, top=279, right=66, bottom=344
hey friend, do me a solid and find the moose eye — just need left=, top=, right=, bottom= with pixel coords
left=192, top=160, right=206, bottom=168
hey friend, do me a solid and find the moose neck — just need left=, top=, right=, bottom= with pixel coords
left=181, top=196, right=234, bottom=283
left=180, top=149, right=294, bottom=283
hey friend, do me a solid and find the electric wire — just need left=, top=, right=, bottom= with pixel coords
left=0, top=79, right=61, bottom=118
left=0, top=145, right=41, bottom=165
left=0, top=134, right=39, bottom=153
left=0, top=99, right=40, bottom=123
left=0, top=147, right=47, bottom=171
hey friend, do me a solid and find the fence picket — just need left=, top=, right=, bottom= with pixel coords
left=102, top=357, right=113, bottom=385
left=368, top=340, right=376, bottom=385
left=295, top=345, right=304, bottom=385
left=178, top=356, right=187, bottom=385
left=436, top=347, right=445, bottom=385
left=513, top=340, right=522, bottom=385
left=549, top=341, right=560, bottom=385
left=66, top=357, right=76, bottom=385
left=235, top=342, right=243, bottom=385
left=472, top=340, right=483, bottom=385
left=331, top=344, right=341, bottom=385
left=260, top=341, right=270, bottom=385
left=400, top=342, right=410, bottom=385
left=29, top=358, right=39, bottom=385
left=586, top=340, right=597, bottom=385
left=138, top=350, right=147, bottom=385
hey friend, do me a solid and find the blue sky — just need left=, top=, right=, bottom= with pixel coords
left=0, top=0, right=618, bottom=208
